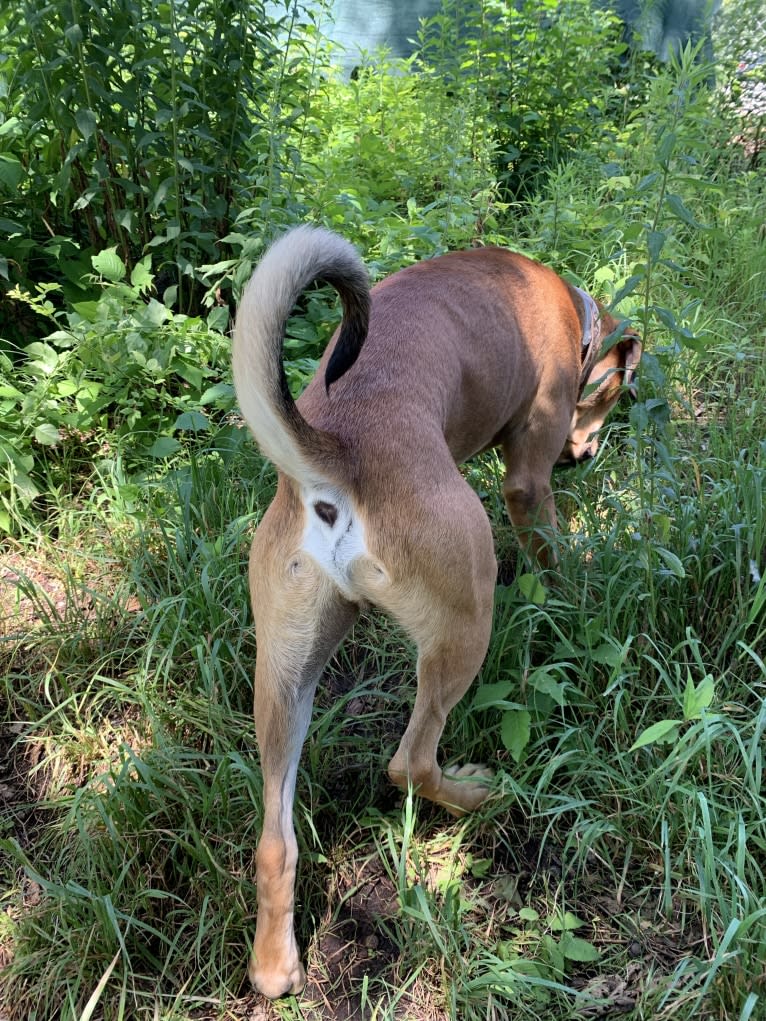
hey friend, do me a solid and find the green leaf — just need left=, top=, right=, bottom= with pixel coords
left=199, top=383, right=234, bottom=406
left=591, top=642, right=624, bottom=667
left=0, top=441, right=30, bottom=470
left=683, top=674, right=715, bottom=721
left=25, top=342, right=59, bottom=375
left=207, top=305, right=230, bottom=332
left=149, top=178, right=172, bottom=213
left=518, top=906, right=539, bottom=922
left=646, top=229, right=666, bottom=262
left=75, top=108, right=98, bottom=141
left=655, top=547, right=685, bottom=578
left=0, top=216, right=24, bottom=233
left=528, top=667, right=566, bottom=707
left=653, top=306, right=678, bottom=332
left=71, top=301, right=101, bottom=322
left=46, top=330, right=76, bottom=349
left=611, top=273, right=643, bottom=308
left=54, top=379, right=78, bottom=398
left=92, top=247, right=126, bottom=283
left=656, top=130, right=677, bottom=165
left=34, top=424, right=62, bottom=446
left=0, top=155, right=25, bottom=191
left=130, top=259, right=154, bottom=294
left=138, top=299, right=170, bottom=328
left=675, top=330, right=707, bottom=353
left=559, top=932, right=600, bottom=962
left=636, top=171, right=660, bottom=193
left=147, top=437, right=181, bottom=458
left=652, top=513, right=672, bottom=543
left=0, top=117, right=21, bottom=139
left=172, top=359, right=204, bottom=389
left=630, top=718, right=681, bottom=752
left=665, top=193, right=699, bottom=227
left=471, top=681, right=514, bottom=709
left=501, top=709, right=531, bottom=763
left=64, top=23, right=83, bottom=46
left=173, top=411, right=209, bottom=433
left=550, top=911, right=587, bottom=932
left=542, top=934, right=566, bottom=978
left=9, top=470, right=40, bottom=505
left=517, top=572, right=547, bottom=605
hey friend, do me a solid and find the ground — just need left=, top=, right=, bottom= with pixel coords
left=0, top=547, right=722, bottom=1020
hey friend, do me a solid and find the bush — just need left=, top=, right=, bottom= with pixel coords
left=0, top=252, right=234, bottom=532
left=0, top=0, right=324, bottom=323
left=415, top=0, right=627, bottom=197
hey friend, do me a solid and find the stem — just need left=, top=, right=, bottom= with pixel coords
left=285, top=3, right=323, bottom=200
left=222, top=2, right=248, bottom=228
left=635, top=62, right=689, bottom=624
left=265, top=0, right=300, bottom=214
left=168, top=0, right=185, bottom=308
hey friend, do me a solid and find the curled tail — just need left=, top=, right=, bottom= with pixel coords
left=232, top=225, right=370, bottom=486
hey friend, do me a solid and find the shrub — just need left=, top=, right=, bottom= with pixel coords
left=0, top=0, right=324, bottom=323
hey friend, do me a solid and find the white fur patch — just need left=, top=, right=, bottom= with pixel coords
left=300, top=485, right=367, bottom=600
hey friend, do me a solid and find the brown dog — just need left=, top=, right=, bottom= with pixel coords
left=232, top=226, right=641, bottom=999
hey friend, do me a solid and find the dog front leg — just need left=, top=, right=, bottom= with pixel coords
left=501, top=434, right=563, bottom=568
left=502, top=476, right=558, bottom=568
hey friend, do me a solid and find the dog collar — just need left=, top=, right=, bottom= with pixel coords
left=574, top=286, right=599, bottom=349
left=573, top=286, right=602, bottom=396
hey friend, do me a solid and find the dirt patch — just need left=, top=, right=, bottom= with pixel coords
left=0, top=543, right=140, bottom=642
left=0, top=540, right=144, bottom=994
left=0, top=718, right=49, bottom=986
left=302, top=858, right=403, bottom=1019
left=0, top=549, right=67, bottom=637
left=0, top=721, right=44, bottom=840
left=230, top=856, right=436, bottom=1021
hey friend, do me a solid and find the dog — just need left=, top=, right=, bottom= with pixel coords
left=231, top=226, right=641, bottom=999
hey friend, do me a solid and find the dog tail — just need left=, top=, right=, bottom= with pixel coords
left=232, top=226, right=370, bottom=487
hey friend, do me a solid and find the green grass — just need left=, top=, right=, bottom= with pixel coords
left=2, top=321, right=764, bottom=1019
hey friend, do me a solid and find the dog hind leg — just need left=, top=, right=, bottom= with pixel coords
left=385, top=482, right=497, bottom=816
left=247, top=499, right=357, bottom=998
left=249, top=671, right=314, bottom=999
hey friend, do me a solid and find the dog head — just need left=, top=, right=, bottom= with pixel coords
left=558, top=313, right=642, bottom=466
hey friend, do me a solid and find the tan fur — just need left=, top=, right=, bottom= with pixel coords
left=232, top=227, right=641, bottom=999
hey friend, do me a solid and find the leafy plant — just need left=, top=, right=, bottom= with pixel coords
left=416, top=0, right=626, bottom=197
left=496, top=906, right=600, bottom=981
left=630, top=669, right=716, bottom=750
left=0, top=0, right=325, bottom=324
left=0, top=252, right=234, bottom=532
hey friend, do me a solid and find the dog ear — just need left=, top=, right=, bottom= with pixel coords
left=618, top=331, right=642, bottom=398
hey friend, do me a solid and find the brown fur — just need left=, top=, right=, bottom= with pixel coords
left=231, top=228, right=641, bottom=998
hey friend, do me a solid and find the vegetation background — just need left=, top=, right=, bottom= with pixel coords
left=0, top=0, right=764, bottom=1018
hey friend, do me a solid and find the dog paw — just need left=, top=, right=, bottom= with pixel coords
left=441, top=763, right=494, bottom=816
left=249, top=950, right=306, bottom=1000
